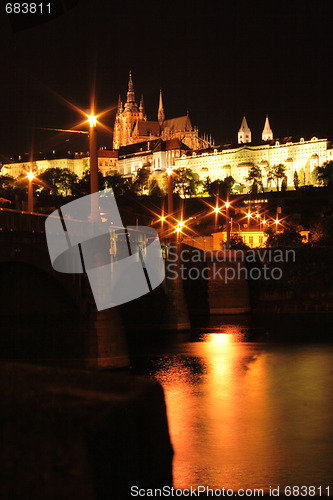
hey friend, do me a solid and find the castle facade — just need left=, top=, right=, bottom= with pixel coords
left=175, top=116, right=333, bottom=189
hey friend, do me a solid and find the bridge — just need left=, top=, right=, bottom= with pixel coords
left=0, top=207, right=129, bottom=368
left=0, top=207, right=251, bottom=365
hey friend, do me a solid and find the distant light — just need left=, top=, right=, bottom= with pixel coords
left=88, top=114, right=97, bottom=128
left=27, top=171, right=34, bottom=181
left=166, top=167, right=173, bottom=176
left=262, top=219, right=267, bottom=225
left=225, top=201, right=230, bottom=209
left=275, top=218, right=279, bottom=225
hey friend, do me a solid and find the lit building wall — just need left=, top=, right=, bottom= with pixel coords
left=212, top=230, right=268, bottom=249
left=175, top=137, right=332, bottom=189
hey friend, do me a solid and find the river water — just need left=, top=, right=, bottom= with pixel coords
left=130, top=316, right=333, bottom=493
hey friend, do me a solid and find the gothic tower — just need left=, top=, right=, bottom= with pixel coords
left=262, top=116, right=273, bottom=142
left=238, top=116, right=251, bottom=144
left=158, top=89, right=165, bottom=126
left=113, top=71, right=146, bottom=149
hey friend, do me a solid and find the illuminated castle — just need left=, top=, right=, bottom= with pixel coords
left=175, top=115, right=333, bottom=189
left=113, top=72, right=212, bottom=151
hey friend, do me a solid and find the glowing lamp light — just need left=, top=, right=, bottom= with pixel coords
left=247, top=212, right=251, bottom=220
left=225, top=201, right=230, bottom=209
left=166, top=167, right=173, bottom=176
left=214, top=206, right=221, bottom=214
left=160, top=215, right=166, bottom=223
left=27, top=171, right=34, bottom=181
left=88, top=113, right=97, bottom=128
left=174, top=219, right=186, bottom=234
left=275, top=218, right=280, bottom=225
left=262, top=219, right=267, bottom=225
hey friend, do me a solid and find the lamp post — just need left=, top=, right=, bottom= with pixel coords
left=225, top=198, right=231, bottom=250
left=27, top=171, right=34, bottom=213
left=88, top=113, right=99, bottom=219
left=167, top=167, right=173, bottom=216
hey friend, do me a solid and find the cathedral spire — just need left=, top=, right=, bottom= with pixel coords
left=262, top=115, right=273, bottom=141
left=126, top=70, right=135, bottom=104
left=139, top=95, right=145, bottom=113
left=117, top=94, right=123, bottom=115
left=238, top=115, right=251, bottom=144
left=158, top=89, right=165, bottom=125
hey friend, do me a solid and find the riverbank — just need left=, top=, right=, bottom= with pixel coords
left=1, top=362, right=173, bottom=499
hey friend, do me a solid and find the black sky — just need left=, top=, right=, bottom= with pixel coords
left=0, top=0, right=333, bottom=159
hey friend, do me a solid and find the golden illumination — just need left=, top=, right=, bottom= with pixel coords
left=214, top=206, right=221, bottom=214
left=27, top=171, right=34, bottom=181
left=174, top=217, right=189, bottom=235
left=225, top=201, right=230, bottom=209
left=262, top=219, right=267, bottom=225
left=88, top=113, right=97, bottom=128
left=247, top=211, right=252, bottom=219
left=166, top=166, right=173, bottom=176
left=275, top=218, right=279, bottom=225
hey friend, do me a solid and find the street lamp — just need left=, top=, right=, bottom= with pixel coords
left=214, top=201, right=221, bottom=232
left=166, top=166, right=173, bottom=216
left=27, top=171, right=34, bottom=213
left=225, top=198, right=231, bottom=250
left=88, top=112, right=99, bottom=219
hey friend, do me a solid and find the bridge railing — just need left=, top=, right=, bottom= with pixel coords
left=0, top=208, right=47, bottom=233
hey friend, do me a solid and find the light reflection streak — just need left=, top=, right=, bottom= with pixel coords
left=151, top=332, right=333, bottom=491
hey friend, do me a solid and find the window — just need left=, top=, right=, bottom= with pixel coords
left=249, top=236, right=254, bottom=246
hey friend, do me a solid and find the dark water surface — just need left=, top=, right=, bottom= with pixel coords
left=129, top=316, right=333, bottom=492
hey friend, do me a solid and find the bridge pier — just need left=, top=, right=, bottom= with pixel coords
left=206, top=254, right=251, bottom=315
left=86, top=308, right=130, bottom=369
left=161, top=254, right=191, bottom=331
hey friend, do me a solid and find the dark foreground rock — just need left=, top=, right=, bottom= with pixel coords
left=0, top=362, right=173, bottom=499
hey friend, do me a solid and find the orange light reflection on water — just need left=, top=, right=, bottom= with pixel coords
left=152, top=332, right=333, bottom=491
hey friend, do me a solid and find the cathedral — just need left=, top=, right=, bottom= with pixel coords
left=113, top=72, right=212, bottom=151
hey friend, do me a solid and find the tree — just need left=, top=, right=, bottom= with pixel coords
left=313, top=161, right=333, bottom=187
left=293, top=171, right=299, bottom=190
left=131, top=165, right=150, bottom=195
left=204, top=176, right=236, bottom=197
left=172, top=168, right=197, bottom=197
left=148, top=179, right=164, bottom=197
left=298, top=168, right=306, bottom=186
left=229, top=234, right=249, bottom=249
left=38, top=167, right=79, bottom=196
left=281, top=175, right=288, bottom=191
left=310, top=215, right=333, bottom=246
left=245, top=165, right=264, bottom=193
left=76, top=169, right=104, bottom=195
left=102, top=170, right=128, bottom=197
left=0, top=174, right=15, bottom=189
left=265, top=226, right=304, bottom=247
left=266, top=164, right=287, bottom=191
left=0, top=174, right=15, bottom=204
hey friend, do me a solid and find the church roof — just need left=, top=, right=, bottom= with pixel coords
left=153, top=138, right=191, bottom=152
left=118, top=139, right=160, bottom=157
left=238, top=115, right=251, bottom=133
left=132, top=120, right=161, bottom=137
left=163, top=115, right=192, bottom=132
left=262, top=116, right=272, bottom=134
left=98, top=150, right=118, bottom=158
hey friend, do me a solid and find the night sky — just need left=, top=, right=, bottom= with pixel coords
left=0, top=0, right=333, bottom=160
